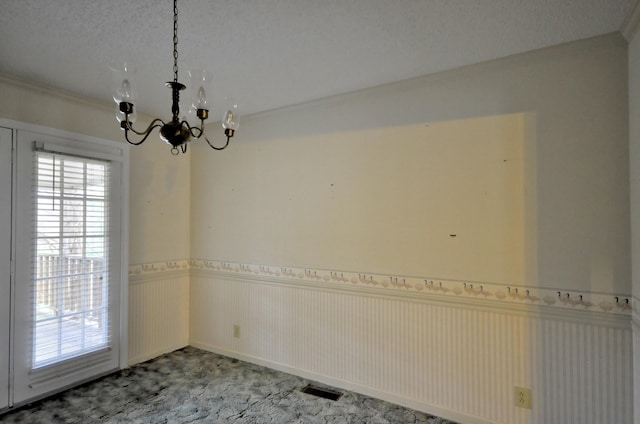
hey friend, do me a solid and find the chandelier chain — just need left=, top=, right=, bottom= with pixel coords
left=173, top=0, right=179, bottom=83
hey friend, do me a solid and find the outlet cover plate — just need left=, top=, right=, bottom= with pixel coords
left=514, top=386, right=532, bottom=409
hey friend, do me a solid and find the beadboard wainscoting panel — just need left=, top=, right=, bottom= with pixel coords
left=128, top=263, right=190, bottom=365
left=189, top=269, right=633, bottom=424
left=633, top=297, right=640, bottom=424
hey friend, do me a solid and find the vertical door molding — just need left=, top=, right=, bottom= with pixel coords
left=0, top=127, right=14, bottom=410
left=0, top=118, right=129, bottom=408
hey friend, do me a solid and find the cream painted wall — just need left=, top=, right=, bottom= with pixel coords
left=626, top=6, right=640, bottom=424
left=127, top=139, right=190, bottom=265
left=0, top=76, right=191, bottom=265
left=191, top=33, right=630, bottom=294
left=192, top=114, right=526, bottom=284
left=630, top=22, right=640, bottom=302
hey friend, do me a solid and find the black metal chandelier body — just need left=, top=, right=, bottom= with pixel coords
left=113, top=0, right=239, bottom=155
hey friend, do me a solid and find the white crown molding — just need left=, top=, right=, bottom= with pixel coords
left=622, top=0, right=640, bottom=41
left=0, top=73, right=112, bottom=113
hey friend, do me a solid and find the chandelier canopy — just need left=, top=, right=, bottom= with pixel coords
left=111, top=0, right=239, bottom=155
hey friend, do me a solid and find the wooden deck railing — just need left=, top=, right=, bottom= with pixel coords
left=35, top=255, right=106, bottom=317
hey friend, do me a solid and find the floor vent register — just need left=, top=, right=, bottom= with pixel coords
left=300, top=384, right=343, bottom=401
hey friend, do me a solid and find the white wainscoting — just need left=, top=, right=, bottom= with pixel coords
left=189, top=261, right=633, bottom=424
left=128, top=261, right=190, bottom=365
left=633, top=297, right=640, bottom=424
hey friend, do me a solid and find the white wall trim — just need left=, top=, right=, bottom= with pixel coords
left=128, top=259, right=190, bottom=284
left=190, top=341, right=494, bottom=424
left=128, top=343, right=188, bottom=367
left=187, top=259, right=631, bottom=324
left=128, top=269, right=190, bottom=285
left=622, top=0, right=640, bottom=41
left=633, top=295, right=640, bottom=328
left=0, top=117, right=123, bottom=150
left=0, top=73, right=114, bottom=115
left=239, top=32, right=626, bottom=126
left=128, top=258, right=632, bottom=325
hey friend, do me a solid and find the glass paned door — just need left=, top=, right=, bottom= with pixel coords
left=0, top=127, right=13, bottom=410
left=12, top=130, right=123, bottom=405
left=33, top=153, right=111, bottom=368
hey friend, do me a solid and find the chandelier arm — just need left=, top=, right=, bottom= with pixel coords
left=126, top=118, right=165, bottom=136
left=181, top=120, right=203, bottom=138
left=123, top=120, right=165, bottom=145
left=124, top=128, right=156, bottom=146
left=203, top=135, right=231, bottom=151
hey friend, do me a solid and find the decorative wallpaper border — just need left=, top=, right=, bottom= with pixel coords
left=129, top=260, right=190, bottom=275
left=129, top=259, right=632, bottom=317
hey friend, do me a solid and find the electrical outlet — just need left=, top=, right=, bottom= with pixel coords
left=514, top=386, right=532, bottom=409
left=233, top=325, right=241, bottom=339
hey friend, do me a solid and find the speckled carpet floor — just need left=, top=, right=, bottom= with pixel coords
left=0, top=347, right=457, bottom=423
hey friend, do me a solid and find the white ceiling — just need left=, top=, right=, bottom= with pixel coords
left=0, top=0, right=636, bottom=120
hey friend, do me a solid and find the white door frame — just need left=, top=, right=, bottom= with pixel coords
left=0, top=127, right=14, bottom=411
left=0, top=118, right=129, bottom=409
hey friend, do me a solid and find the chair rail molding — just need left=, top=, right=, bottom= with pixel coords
left=186, top=259, right=631, bottom=324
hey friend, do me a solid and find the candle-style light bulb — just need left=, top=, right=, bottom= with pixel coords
left=110, top=62, right=136, bottom=104
left=189, top=69, right=212, bottom=111
left=196, top=86, right=207, bottom=109
left=117, top=79, right=134, bottom=103
left=222, top=99, right=240, bottom=131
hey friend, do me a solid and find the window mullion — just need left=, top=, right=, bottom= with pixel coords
left=56, top=157, right=64, bottom=360
left=81, top=162, right=88, bottom=350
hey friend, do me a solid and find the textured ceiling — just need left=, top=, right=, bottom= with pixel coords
left=0, top=0, right=636, bottom=120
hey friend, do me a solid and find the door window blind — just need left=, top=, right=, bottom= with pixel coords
left=33, top=151, right=112, bottom=368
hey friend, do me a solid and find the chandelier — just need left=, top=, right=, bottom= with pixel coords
left=111, top=0, right=239, bottom=155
